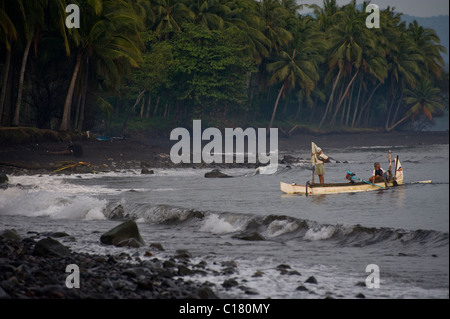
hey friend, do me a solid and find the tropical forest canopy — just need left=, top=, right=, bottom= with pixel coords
left=0, top=0, right=448, bottom=135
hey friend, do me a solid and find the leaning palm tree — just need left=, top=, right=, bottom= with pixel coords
left=386, top=79, right=444, bottom=131
left=267, top=48, right=320, bottom=130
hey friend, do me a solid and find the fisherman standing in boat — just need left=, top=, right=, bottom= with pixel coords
left=369, top=162, right=387, bottom=183
left=312, top=147, right=329, bottom=184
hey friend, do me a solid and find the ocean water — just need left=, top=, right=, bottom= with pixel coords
left=0, top=143, right=448, bottom=299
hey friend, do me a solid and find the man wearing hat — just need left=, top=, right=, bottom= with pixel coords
left=369, top=162, right=386, bottom=183
left=313, top=147, right=329, bottom=184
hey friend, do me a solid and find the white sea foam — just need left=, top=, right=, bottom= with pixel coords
left=7, top=174, right=117, bottom=195
left=199, top=214, right=246, bottom=234
left=265, top=219, right=299, bottom=237
left=304, top=226, right=336, bottom=241
left=0, top=188, right=107, bottom=220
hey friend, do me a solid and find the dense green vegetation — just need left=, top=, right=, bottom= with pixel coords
left=0, top=0, right=448, bottom=135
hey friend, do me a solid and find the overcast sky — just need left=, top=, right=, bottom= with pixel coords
left=300, top=0, right=449, bottom=17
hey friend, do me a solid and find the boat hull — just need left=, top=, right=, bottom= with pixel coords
left=280, top=180, right=402, bottom=195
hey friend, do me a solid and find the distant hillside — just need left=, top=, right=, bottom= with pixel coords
left=401, top=14, right=449, bottom=69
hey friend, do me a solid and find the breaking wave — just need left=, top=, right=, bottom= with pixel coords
left=104, top=202, right=448, bottom=249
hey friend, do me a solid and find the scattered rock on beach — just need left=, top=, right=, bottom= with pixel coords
left=33, top=237, right=71, bottom=257
left=174, top=249, right=192, bottom=259
left=222, top=278, right=239, bottom=289
left=141, top=168, right=154, bottom=175
left=296, top=285, right=309, bottom=292
left=150, top=243, right=165, bottom=251
left=100, top=220, right=145, bottom=247
left=305, top=276, right=318, bottom=284
left=198, top=286, right=218, bottom=299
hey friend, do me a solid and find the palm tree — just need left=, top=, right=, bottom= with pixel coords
left=267, top=48, right=320, bottom=130
left=189, top=0, right=227, bottom=30
left=152, top=0, right=192, bottom=40
left=386, top=79, right=444, bottom=131
left=256, top=0, right=293, bottom=54
left=12, top=0, right=47, bottom=126
left=222, top=0, right=271, bottom=66
left=0, top=2, right=17, bottom=124
left=408, top=20, right=446, bottom=79
left=384, top=34, right=424, bottom=130
left=60, top=0, right=144, bottom=131
left=318, top=2, right=367, bottom=128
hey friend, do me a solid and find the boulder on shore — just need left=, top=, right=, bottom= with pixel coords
left=0, top=229, right=21, bottom=242
left=100, top=220, right=145, bottom=247
left=33, top=237, right=71, bottom=257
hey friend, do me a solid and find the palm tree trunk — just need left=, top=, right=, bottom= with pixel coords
left=386, top=115, right=408, bottom=132
left=74, top=91, right=82, bottom=131
left=77, top=57, right=89, bottom=132
left=295, top=99, right=302, bottom=121
left=319, top=67, right=343, bottom=129
left=345, top=79, right=355, bottom=127
left=121, top=90, right=145, bottom=135
left=139, top=97, right=145, bottom=118
left=145, top=94, right=152, bottom=118
left=391, top=90, right=404, bottom=128
left=60, top=52, right=82, bottom=131
left=355, top=82, right=381, bottom=127
left=330, top=70, right=359, bottom=127
left=0, top=49, right=11, bottom=125
left=385, top=87, right=398, bottom=130
left=351, top=80, right=363, bottom=128
left=12, top=37, right=32, bottom=126
left=153, top=96, right=160, bottom=117
left=268, top=82, right=285, bottom=130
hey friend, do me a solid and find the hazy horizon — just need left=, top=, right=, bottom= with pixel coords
left=299, top=0, right=449, bottom=18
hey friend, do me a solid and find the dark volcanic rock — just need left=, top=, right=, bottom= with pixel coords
left=296, top=285, right=309, bottom=292
left=100, top=220, right=145, bottom=247
left=204, top=169, right=231, bottom=178
left=232, top=231, right=264, bottom=241
left=0, top=229, right=21, bottom=242
left=33, top=237, right=71, bottom=257
left=222, top=279, right=239, bottom=289
left=305, top=276, right=318, bottom=284
left=141, top=168, right=154, bottom=175
left=0, top=174, right=8, bottom=184
left=0, top=235, right=221, bottom=299
left=198, top=286, right=218, bottom=299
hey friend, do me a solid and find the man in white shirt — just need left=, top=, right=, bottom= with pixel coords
left=313, top=147, right=329, bottom=184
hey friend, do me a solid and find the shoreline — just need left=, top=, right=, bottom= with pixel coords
left=0, top=131, right=448, bottom=176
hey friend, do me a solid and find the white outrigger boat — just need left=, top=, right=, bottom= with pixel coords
left=280, top=142, right=425, bottom=196
left=281, top=179, right=401, bottom=196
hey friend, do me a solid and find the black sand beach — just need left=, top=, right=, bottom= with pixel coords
left=1, top=131, right=448, bottom=175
